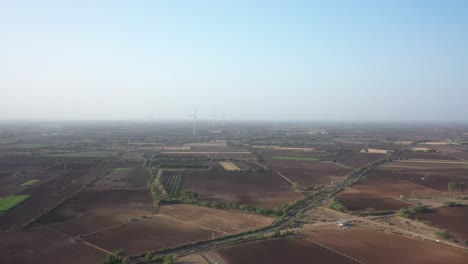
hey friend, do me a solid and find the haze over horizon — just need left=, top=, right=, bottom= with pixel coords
left=1, top=1, right=467, bottom=122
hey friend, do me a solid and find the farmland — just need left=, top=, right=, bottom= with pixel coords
left=217, top=238, right=357, bottom=264
left=415, top=206, right=468, bottom=241
left=304, top=229, right=468, bottom=264
left=42, top=151, right=114, bottom=158
left=266, top=159, right=351, bottom=187
left=20, top=179, right=40, bottom=186
left=0, top=195, right=31, bottom=212
left=218, top=161, right=240, bottom=171
left=165, top=170, right=301, bottom=208
left=272, top=156, right=320, bottom=161
left=1, top=122, right=468, bottom=264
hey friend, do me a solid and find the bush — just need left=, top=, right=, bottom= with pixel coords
left=144, top=252, right=154, bottom=263
left=435, top=231, right=452, bottom=240
left=163, top=255, right=174, bottom=264
left=444, top=201, right=461, bottom=207
left=398, top=205, right=429, bottom=218
left=329, top=199, right=348, bottom=212
left=180, top=190, right=199, bottom=204
left=410, top=205, right=429, bottom=214
left=104, top=249, right=125, bottom=264
left=273, top=228, right=281, bottom=237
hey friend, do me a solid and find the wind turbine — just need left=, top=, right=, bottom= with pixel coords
left=188, top=106, right=198, bottom=135
left=221, top=112, right=229, bottom=127
left=209, top=111, right=216, bottom=129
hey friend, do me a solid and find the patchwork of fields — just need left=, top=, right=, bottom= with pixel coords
left=1, top=123, right=468, bottom=264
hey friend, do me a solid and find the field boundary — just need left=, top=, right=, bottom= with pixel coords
left=400, top=180, right=444, bottom=194
left=302, top=237, right=365, bottom=263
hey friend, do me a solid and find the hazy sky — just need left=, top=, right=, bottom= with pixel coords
left=1, top=0, right=467, bottom=121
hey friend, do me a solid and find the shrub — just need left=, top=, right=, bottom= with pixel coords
left=163, top=255, right=174, bottom=264
left=435, top=231, right=452, bottom=240
left=329, top=198, right=348, bottom=212
left=444, top=201, right=461, bottom=207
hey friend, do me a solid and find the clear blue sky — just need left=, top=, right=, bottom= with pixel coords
left=1, top=0, right=467, bottom=121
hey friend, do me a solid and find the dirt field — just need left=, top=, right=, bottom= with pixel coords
left=35, top=189, right=154, bottom=225
left=0, top=170, right=96, bottom=230
left=47, top=162, right=97, bottom=171
left=415, top=206, right=468, bottom=241
left=365, top=148, right=388, bottom=154
left=217, top=238, right=356, bottom=264
left=340, top=177, right=440, bottom=198
left=304, top=229, right=468, bottom=263
left=0, top=229, right=105, bottom=264
left=398, top=151, right=459, bottom=160
left=338, top=197, right=411, bottom=212
left=382, top=160, right=468, bottom=170
left=253, top=145, right=315, bottom=151
left=264, top=158, right=351, bottom=187
left=423, top=141, right=456, bottom=145
left=337, top=167, right=451, bottom=211
left=365, top=167, right=468, bottom=193
left=335, top=152, right=386, bottom=168
left=73, top=161, right=151, bottom=188
left=167, top=171, right=300, bottom=208
left=176, top=253, right=209, bottom=264
left=0, top=170, right=63, bottom=197
left=218, top=161, right=240, bottom=171
left=66, top=204, right=271, bottom=255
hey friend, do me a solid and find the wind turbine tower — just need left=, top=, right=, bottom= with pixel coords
left=210, top=111, right=216, bottom=129
left=221, top=112, right=227, bottom=127
left=188, top=106, right=198, bottom=135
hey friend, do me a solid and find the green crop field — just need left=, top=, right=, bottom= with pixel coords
left=273, top=156, right=320, bottom=161
left=42, top=151, right=113, bottom=158
left=115, top=167, right=131, bottom=171
left=0, top=195, right=31, bottom=212
left=20, top=179, right=40, bottom=186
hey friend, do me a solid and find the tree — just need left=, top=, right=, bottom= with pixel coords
left=448, top=182, right=465, bottom=193
left=144, top=252, right=154, bottom=263
left=273, top=228, right=281, bottom=237
left=104, top=250, right=125, bottom=264
left=163, top=255, right=174, bottom=264
left=115, top=249, right=125, bottom=258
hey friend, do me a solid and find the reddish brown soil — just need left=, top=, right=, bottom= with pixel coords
left=217, top=238, right=356, bottom=264
left=424, top=144, right=468, bottom=160
left=47, top=162, right=97, bottom=171
left=339, top=178, right=440, bottom=199
left=398, top=151, right=459, bottom=160
left=84, top=214, right=216, bottom=255
left=364, top=168, right=468, bottom=193
left=338, top=197, right=410, bottom=212
left=158, top=204, right=273, bottom=233
left=265, top=160, right=351, bottom=187
left=383, top=161, right=468, bottom=170
left=169, top=171, right=300, bottom=208
left=0, top=170, right=63, bottom=197
left=0, top=229, right=105, bottom=264
left=36, top=189, right=153, bottom=225
left=415, top=206, right=468, bottom=241
left=261, top=149, right=325, bottom=159
left=0, top=170, right=95, bottom=230
left=79, top=204, right=272, bottom=255
left=305, top=229, right=468, bottom=264
left=336, top=152, right=386, bottom=167
left=0, top=161, right=55, bottom=171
